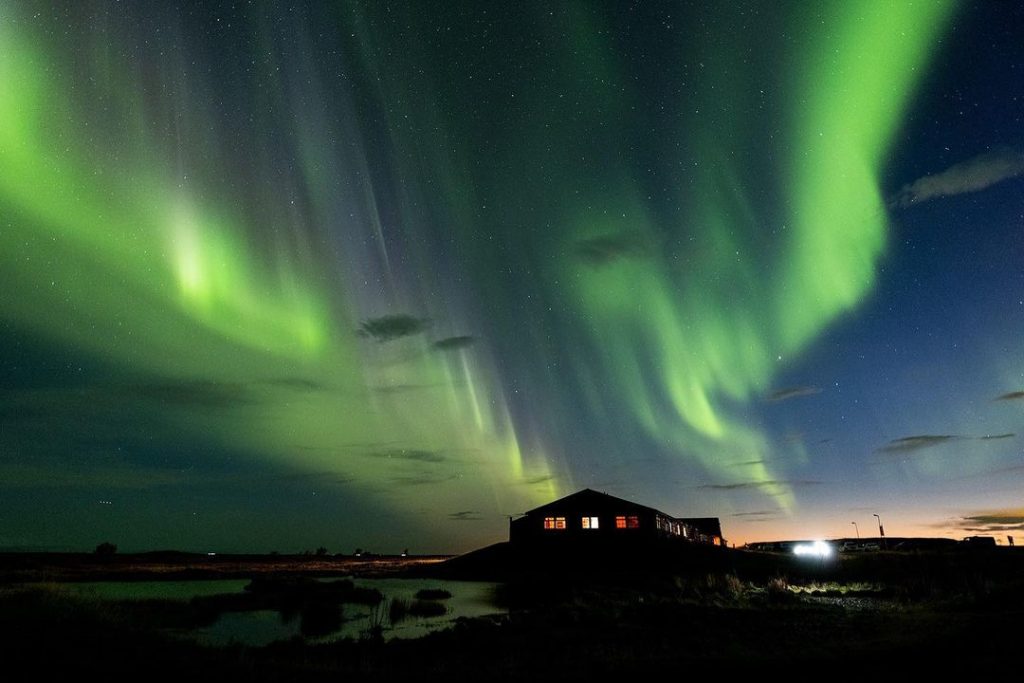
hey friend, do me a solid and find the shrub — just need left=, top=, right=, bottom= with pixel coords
left=408, top=600, right=447, bottom=617
left=388, top=597, right=409, bottom=625
left=766, top=576, right=793, bottom=602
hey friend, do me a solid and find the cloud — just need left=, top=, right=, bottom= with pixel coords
left=448, top=510, right=483, bottom=521
left=299, top=440, right=405, bottom=451
left=878, top=433, right=1014, bottom=454
left=995, top=391, right=1024, bottom=401
left=1, top=377, right=333, bottom=421
left=371, top=384, right=441, bottom=394
left=877, top=435, right=960, bottom=454
left=357, top=314, right=430, bottom=342
left=260, top=377, right=329, bottom=392
left=433, top=335, right=476, bottom=351
left=575, top=231, right=653, bottom=266
left=730, top=510, right=781, bottom=520
left=0, top=461, right=356, bottom=491
left=124, top=381, right=253, bottom=409
left=271, top=471, right=355, bottom=487
left=765, top=386, right=822, bottom=403
left=121, top=377, right=333, bottom=408
left=367, top=449, right=446, bottom=463
left=891, top=148, right=1024, bottom=207
left=0, top=382, right=257, bottom=419
left=952, top=509, right=1024, bottom=533
left=698, top=479, right=822, bottom=491
left=0, top=463, right=200, bottom=489
left=111, top=377, right=334, bottom=410
left=962, top=513, right=1024, bottom=526
left=961, top=525, right=1024, bottom=533
left=390, top=474, right=458, bottom=486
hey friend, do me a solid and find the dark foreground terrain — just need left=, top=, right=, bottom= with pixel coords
left=2, top=544, right=1022, bottom=680
left=0, top=550, right=449, bottom=582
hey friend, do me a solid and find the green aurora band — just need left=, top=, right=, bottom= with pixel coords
left=558, top=1, right=958, bottom=505
left=0, top=4, right=557, bottom=533
left=0, top=1, right=957, bottom=542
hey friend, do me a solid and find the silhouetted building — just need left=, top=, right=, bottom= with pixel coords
left=510, top=489, right=726, bottom=547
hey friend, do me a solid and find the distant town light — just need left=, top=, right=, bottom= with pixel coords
left=792, top=540, right=833, bottom=559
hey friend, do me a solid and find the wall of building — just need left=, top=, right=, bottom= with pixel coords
left=509, top=490, right=724, bottom=547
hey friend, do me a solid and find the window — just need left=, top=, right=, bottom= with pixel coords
left=581, top=516, right=599, bottom=529
left=543, top=516, right=566, bottom=530
left=615, top=515, right=640, bottom=529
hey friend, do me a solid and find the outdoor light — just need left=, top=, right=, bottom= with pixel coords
left=792, top=540, right=833, bottom=559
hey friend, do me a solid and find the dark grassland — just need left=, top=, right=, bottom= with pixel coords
left=2, top=545, right=1022, bottom=680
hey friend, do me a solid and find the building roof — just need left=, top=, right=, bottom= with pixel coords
left=521, top=488, right=672, bottom=519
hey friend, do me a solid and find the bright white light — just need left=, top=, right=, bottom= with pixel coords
left=792, top=541, right=833, bottom=559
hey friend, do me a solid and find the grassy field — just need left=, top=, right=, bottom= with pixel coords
left=2, top=546, right=1022, bottom=679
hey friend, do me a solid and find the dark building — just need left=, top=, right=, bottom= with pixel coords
left=510, top=489, right=726, bottom=547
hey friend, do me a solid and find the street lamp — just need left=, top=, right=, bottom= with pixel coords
left=851, top=521, right=859, bottom=539
left=873, top=513, right=886, bottom=549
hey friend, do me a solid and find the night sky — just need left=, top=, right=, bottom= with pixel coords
left=2, top=1, right=1022, bottom=554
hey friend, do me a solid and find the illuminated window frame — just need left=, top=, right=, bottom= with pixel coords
left=615, top=515, right=626, bottom=529
left=543, top=516, right=566, bottom=530
left=627, top=515, right=640, bottom=529
left=581, top=516, right=599, bottom=529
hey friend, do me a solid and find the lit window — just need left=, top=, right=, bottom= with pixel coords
left=627, top=515, right=640, bottom=529
left=544, top=516, right=567, bottom=530
left=581, top=516, right=599, bottom=529
left=615, top=516, right=626, bottom=529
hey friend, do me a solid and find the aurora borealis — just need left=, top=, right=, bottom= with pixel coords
left=2, top=1, right=1022, bottom=553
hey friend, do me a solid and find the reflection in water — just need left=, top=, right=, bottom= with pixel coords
left=54, top=578, right=504, bottom=645
left=60, top=580, right=252, bottom=601
left=200, top=610, right=300, bottom=647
